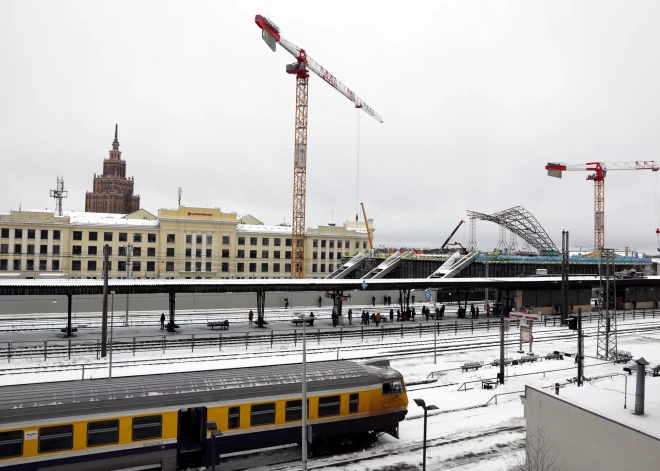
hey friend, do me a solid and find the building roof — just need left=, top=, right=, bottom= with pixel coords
left=529, top=375, right=660, bottom=439
left=63, top=211, right=158, bottom=227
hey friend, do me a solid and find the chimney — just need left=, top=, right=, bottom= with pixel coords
left=635, top=357, right=649, bottom=415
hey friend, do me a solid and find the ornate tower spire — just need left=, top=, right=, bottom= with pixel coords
left=112, top=123, right=119, bottom=150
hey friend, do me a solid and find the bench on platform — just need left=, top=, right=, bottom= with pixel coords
left=208, top=320, right=229, bottom=330
left=482, top=379, right=497, bottom=390
left=461, top=361, right=484, bottom=372
left=291, top=318, right=314, bottom=326
left=60, top=327, right=78, bottom=333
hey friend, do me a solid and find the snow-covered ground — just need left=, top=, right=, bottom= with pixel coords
left=2, top=315, right=659, bottom=470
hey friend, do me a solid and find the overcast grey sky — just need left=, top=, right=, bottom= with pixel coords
left=2, top=1, right=660, bottom=252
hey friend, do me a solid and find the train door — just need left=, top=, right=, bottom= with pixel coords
left=177, top=406, right=207, bottom=470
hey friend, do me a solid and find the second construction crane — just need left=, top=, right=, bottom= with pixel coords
left=255, top=15, right=383, bottom=278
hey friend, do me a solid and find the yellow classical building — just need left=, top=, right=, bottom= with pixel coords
left=0, top=206, right=373, bottom=279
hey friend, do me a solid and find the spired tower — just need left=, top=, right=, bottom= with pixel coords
left=85, top=124, right=140, bottom=214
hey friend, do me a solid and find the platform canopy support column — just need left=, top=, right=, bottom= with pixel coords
left=332, top=290, right=344, bottom=318
left=256, top=290, right=266, bottom=328
left=66, top=293, right=73, bottom=337
left=167, top=291, right=177, bottom=332
left=398, top=288, right=410, bottom=315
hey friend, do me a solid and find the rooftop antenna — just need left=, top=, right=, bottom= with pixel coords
left=50, top=176, right=68, bottom=216
left=177, top=187, right=182, bottom=208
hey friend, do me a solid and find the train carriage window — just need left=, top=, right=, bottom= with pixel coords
left=39, top=425, right=73, bottom=453
left=285, top=400, right=309, bottom=422
left=349, top=394, right=359, bottom=414
left=250, top=403, right=276, bottom=426
left=132, top=415, right=162, bottom=441
left=0, top=430, right=23, bottom=458
left=87, top=419, right=119, bottom=447
left=382, top=381, right=403, bottom=396
left=318, top=396, right=341, bottom=417
left=228, top=407, right=240, bottom=429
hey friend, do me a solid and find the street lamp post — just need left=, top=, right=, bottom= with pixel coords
left=433, top=290, right=438, bottom=364
left=206, top=421, right=223, bottom=471
left=302, top=313, right=308, bottom=470
left=414, top=398, right=438, bottom=471
left=109, top=291, right=115, bottom=378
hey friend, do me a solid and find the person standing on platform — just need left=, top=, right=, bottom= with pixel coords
left=486, top=304, right=491, bottom=317
left=412, top=295, right=416, bottom=305
left=348, top=308, right=353, bottom=325
left=470, top=304, right=476, bottom=319
left=331, top=310, right=338, bottom=327
left=160, top=313, right=165, bottom=330
left=318, top=296, right=322, bottom=308
left=387, top=295, right=392, bottom=306
left=425, top=307, right=429, bottom=322
left=375, top=312, right=381, bottom=326
left=390, top=308, right=394, bottom=323
left=371, top=295, right=376, bottom=306
left=248, top=310, right=254, bottom=325
left=475, top=306, right=480, bottom=319
left=384, top=295, right=388, bottom=305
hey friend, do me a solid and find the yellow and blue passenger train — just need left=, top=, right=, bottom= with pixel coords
left=0, top=360, right=408, bottom=470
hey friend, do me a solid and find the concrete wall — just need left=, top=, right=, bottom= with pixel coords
left=523, top=386, right=660, bottom=471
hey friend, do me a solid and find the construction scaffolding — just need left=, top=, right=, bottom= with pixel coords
left=466, top=217, right=478, bottom=252
left=596, top=248, right=617, bottom=360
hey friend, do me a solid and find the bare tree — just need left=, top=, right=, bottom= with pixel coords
left=509, top=427, right=564, bottom=471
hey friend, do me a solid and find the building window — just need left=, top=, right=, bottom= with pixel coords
left=285, top=263, right=291, bottom=272
left=329, top=252, right=334, bottom=260
left=222, top=235, right=230, bottom=244
left=312, top=264, right=318, bottom=273
left=166, top=248, right=174, bottom=257
left=132, top=261, right=141, bottom=272
left=0, top=228, right=8, bottom=238
left=274, top=251, right=280, bottom=259
left=206, top=235, right=212, bottom=244
left=119, top=232, right=127, bottom=242
left=313, top=252, right=318, bottom=260
left=274, top=238, right=281, bottom=247
left=72, top=231, right=82, bottom=241
left=39, top=229, right=48, bottom=239
left=118, top=261, right=126, bottom=272
left=228, top=407, right=240, bottom=429
left=133, top=247, right=141, bottom=257
left=166, top=262, right=174, bottom=272
left=249, top=237, right=257, bottom=246
left=194, top=261, right=201, bottom=272
left=321, top=252, right=326, bottom=260
left=237, top=263, right=244, bottom=273
left=349, top=393, right=359, bottom=413
left=53, top=230, right=60, bottom=240
left=206, top=249, right=212, bottom=258
left=147, top=261, right=155, bottom=272
left=285, top=251, right=291, bottom=259
left=355, top=241, right=360, bottom=248
left=87, top=246, right=97, bottom=256
left=186, top=234, right=192, bottom=244
left=237, top=250, right=245, bottom=258
left=249, top=250, right=257, bottom=259
left=39, top=424, right=73, bottom=453
left=363, top=241, right=367, bottom=249
left=0, top=429, right=22, bottom=458
left=87, top=261, right=96, bottom=271
left=167, top=234, right=175, bottom=243
left=27, top=245, right=35, bottom=254
left=329, top=264, right=334, bottom=271
left=221, top=262, right=229, bottom=272
left=40, top=245, right=47, bottom=255
left=147, top=234, right=156, bottom=243
left=72, top=246, right=82, bottom=255
left=87, top=419, right=119, bottom=447
left=118, top=246, right=126, bottom=257
left=26, top=260, right=34, bottom=271
left=337, top=241, right=342, bottom=249
left=250, top=403, right=275, bottom=426
left=104, top=232, right=113, bottom=242
left=52, top=245, right=60, bottom=255
left=318, top=396, right=340, bottom=417
left=13, top=260, right=21, bottom=270
left=222, top=249, right=229, bottom=258
left=286, top=238, right=292, bottom=247
left=185, top=248, right=192, bottom=257
left=103, top=261, right=112, bottom=272
left=285, top=400, right=308, bottom=422
left=133, top=233, right=142, bottom=243
left=262, top=238, right=269, bottom=246
left=320, top=264, right=325, bottom=273
left=273, top=263, right=280, bottom=273
left=261, top=250, right=268, bottom=259
left=261, top=263, right=268, bottom=272
left=13, top=244, right=21, bottom=254
left=0, top=260, right=7, bottom=271
left=337, top=252, right=341, bottom=260
left=205, top=262, right=212, bottom=272
left=329, top=240, right=334, bottom=248
left=0, top=244, right=7, bottom=254
left=313, top=240, right=318, bottom=248
left=147, top=248, right=155, bottom=257
left=238, top=237, right=245, bottom=245
left=249, top=263, right=257, bottom=273
left=52, top=260, right=59, bottom=271
left=195, top=249, right=202, bottom=258
left=196, top=235, right=202, bottom=244
left=321, top=240, right=326, bottom=248
left=132, top=416, right=162, bottom=441
left=27, top=229, right=35, bottom=239
left=87, top=232, right=97, bottom=241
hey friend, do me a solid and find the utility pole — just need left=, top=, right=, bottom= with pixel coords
left=101, top=245, right=110, bottom=357
left=577, top=307, right=584, bottom=386
left=499, top=316, right=505, bottom=385
left=125, top=243, right=132, bottom=327
left=561, top=230, right=570, bottom=325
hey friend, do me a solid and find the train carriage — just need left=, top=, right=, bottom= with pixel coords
left=0, top=360, right=407, bottom=470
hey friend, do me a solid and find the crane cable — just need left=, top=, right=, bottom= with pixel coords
left=356, top=109, right=361, bottom=224
left=654, top=171, right=660, bottom=250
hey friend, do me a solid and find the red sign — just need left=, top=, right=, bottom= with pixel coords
left=187, top=212, right=213, bottom=217
left=509, top=311, right=542, bottom=321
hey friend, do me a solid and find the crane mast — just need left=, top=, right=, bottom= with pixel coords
left=360, top=202, right=374, bottom=250
left=255, top=14, right=382, bottom=278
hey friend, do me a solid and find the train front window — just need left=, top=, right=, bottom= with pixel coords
left=382, top=381, right=403, bottom=396
left=39, top=425, right=73, bottom=453
left=87, top=419, right=119, bottom=447
left=250, top=403, right=276, bottom=426
left=132, top=415, right=162, bottom=441
left=0, top=430, right=23, bottom=458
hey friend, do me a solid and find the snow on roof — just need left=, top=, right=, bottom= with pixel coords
left=237, top=224, right=292, bottom=234
left=63, top=211, right=158, bottom=227
left=541, top=375, right=660, bottom=439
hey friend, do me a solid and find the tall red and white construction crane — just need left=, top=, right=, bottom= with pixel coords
left=545, top=161, right=659, bottom=250
left=255, top=15, right=383, bottom=278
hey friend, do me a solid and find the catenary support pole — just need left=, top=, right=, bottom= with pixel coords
left=101, top=245, right=109, bottom=357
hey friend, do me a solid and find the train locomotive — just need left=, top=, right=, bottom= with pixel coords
left=0, top=359, right=407, bottom=470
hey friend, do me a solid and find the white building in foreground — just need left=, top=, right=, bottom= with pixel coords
left=521, top=376, right=660, bottom=471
